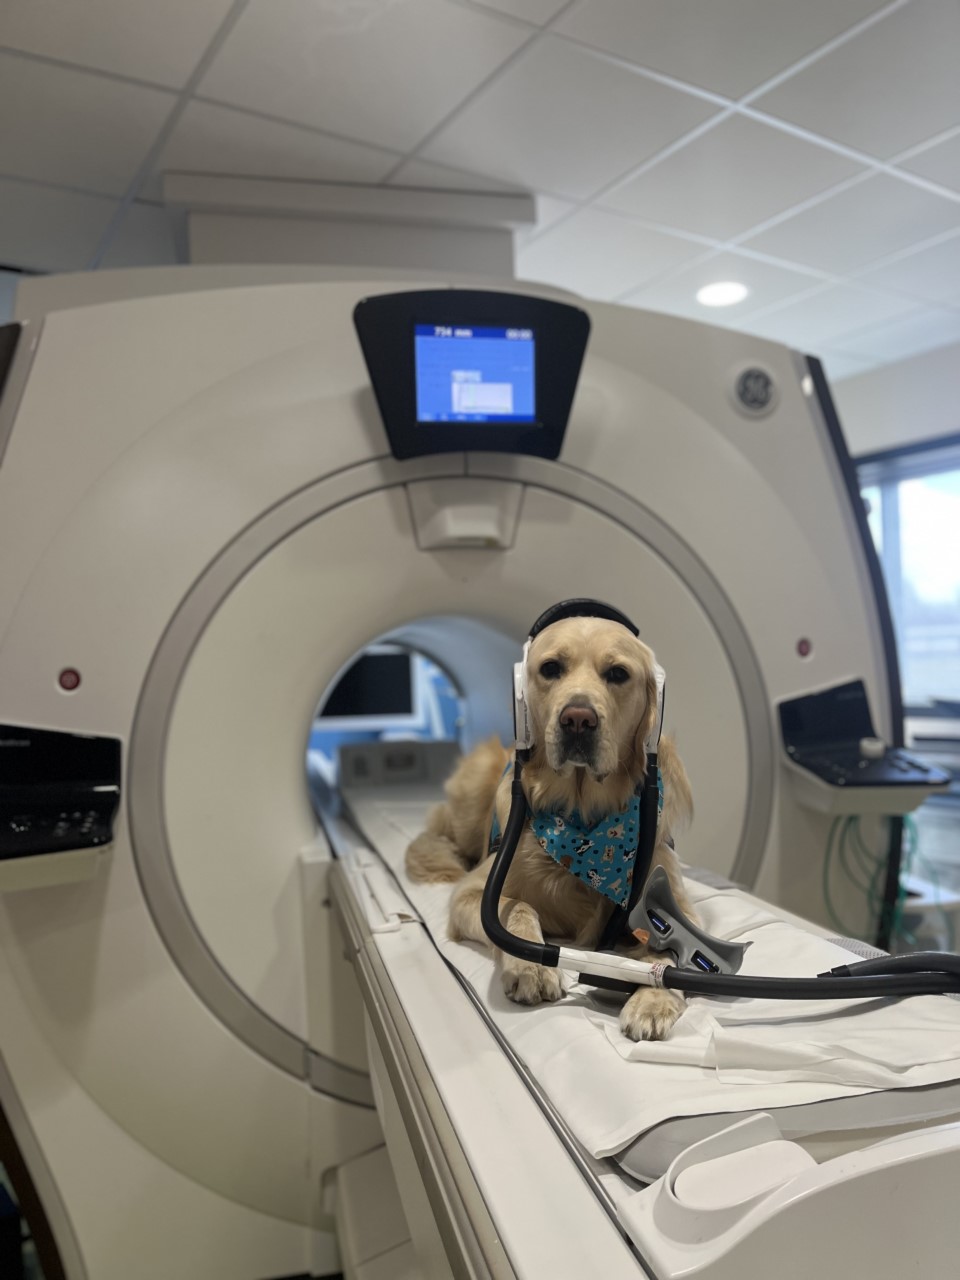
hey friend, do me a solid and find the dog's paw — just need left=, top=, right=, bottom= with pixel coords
left=502, top=959, right=564, bottom=1006
left=619, top=988, right=684, bottom=1041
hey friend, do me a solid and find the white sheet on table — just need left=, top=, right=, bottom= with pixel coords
left=349, top=792, right=960, bottom=1159
left=592, top=907, right=960, bottom=1091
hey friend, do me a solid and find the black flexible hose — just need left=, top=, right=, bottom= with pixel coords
left=480, top=755, right=560, bottom=969
left=479, top=764, right=960, bottom=1001
left=822, top=951, right=960, bottom=979
left=663, top=968, right=960, bottom=999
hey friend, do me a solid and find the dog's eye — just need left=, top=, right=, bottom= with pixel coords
left=604, top=666, right=630, bottom=685
left=539, top=660, right=564, bottom=679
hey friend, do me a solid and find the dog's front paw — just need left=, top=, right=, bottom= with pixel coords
left=502, top=958, right=564, bottom=1006
left=619, top=988, right=684, bottom=1041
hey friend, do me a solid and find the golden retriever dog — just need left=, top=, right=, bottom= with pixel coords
left=405, top=613, right=696, bottom=1041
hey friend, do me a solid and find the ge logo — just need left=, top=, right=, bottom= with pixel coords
left=735, top=367, right=775, bottom=413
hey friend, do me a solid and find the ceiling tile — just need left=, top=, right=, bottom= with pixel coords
left=0, top=54, right=174, bottom=196
left=470, top=0, right=569, bottom=23
left=602, top=114, right=862, bottom=240
left=386, top=158, right=519, bottom=191
left=623, top=249, right=821, bottom=323
left=899, top=131, right=960, bottom=194
left=0, top=177, right=115, bottom=271
left=97, top=201, right=179, bottom=268
left=742, top=174, right=960, bottom=274
left=516, top=207, right=703, bottom=300
left=855, top=231, right=960, bottom=308
left=837, top=306, right=960, bottom=364
left=156, top=100, right=398, bottom=190
left=0, top=0, right=234, bottom=89
left=856, top=232, right=960, bottom=308
left=199, top=0, right=529, bottom=152
left=422, top=35, right=717, bottom=200
left=555, top=0, right=890, bottom=98
left=516, top=194, right=576, bottom=246
left=819, top=349, right=879, bottom=382
left=742, top=283, right=919, bottom=351
left=752, top=0, right=960, bottom=159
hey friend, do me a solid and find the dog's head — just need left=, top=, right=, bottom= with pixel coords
left=526, top=615, right=658, bottom=779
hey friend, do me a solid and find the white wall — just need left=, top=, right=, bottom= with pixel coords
left=833, top=341, right=960, bottom=458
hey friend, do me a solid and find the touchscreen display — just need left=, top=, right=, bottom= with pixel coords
left=414, top=324, right=535, bottom=423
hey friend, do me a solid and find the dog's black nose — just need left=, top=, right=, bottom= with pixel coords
left=559, top=704, right=598, bottom=734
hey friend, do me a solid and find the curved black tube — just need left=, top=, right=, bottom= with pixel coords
left=663, top=968, right=960, bottom=999
left=822, top=951, right=960, bottom=979
left=480, top=755, right=560, bottom=968
left=478, top=762, right=960, bottom=1000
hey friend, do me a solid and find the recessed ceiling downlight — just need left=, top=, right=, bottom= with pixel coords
left=696, top=281, right=749, bottom=307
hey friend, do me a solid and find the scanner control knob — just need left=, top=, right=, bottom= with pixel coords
left=860, top=736, right=886, bottom=760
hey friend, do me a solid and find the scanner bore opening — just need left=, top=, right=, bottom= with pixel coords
left=305, top=615, right=518, bottom=813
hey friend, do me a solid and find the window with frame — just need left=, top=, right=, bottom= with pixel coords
left=859, top=439, right=960, bottom=713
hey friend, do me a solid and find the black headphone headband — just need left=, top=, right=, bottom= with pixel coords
left=528, top=598, right=640, bottom=641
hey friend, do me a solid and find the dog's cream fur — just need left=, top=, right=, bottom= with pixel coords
left=405, top=615, right=696, bottom=1041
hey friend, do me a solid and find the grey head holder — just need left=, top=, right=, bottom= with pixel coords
left=628, top=866, right=752, bottom=975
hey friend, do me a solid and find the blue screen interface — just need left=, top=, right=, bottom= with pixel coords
left=414, top=325, right=536, bottom=423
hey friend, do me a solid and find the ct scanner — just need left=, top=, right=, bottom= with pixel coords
left=0, top=269, right=958, bottom=1280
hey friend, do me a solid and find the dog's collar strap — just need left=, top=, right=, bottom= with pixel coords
left=488, top=769, right=663, bottom=909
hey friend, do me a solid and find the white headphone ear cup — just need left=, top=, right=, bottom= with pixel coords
left=512, top=662, right=528, bottom=748
left=645, top=663, right=666, bottom=754
left=513, top=641, right=533, bottom=748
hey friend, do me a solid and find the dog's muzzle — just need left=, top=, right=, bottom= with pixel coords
left=557, top=702, right=599, bottom=766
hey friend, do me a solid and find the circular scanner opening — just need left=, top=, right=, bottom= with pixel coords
left=308, top=644, right=464, bottom=789
left=305, top=615, right=519, bottom=812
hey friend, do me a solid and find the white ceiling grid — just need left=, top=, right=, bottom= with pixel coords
left=0, top=0, right=958, bottom=384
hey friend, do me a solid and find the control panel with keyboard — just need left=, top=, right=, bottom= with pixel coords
left=778, top=681, right=950, bottom=810
left=1, top=724, right=121, bottom=861
left=787, top=745, right=942, bottom=788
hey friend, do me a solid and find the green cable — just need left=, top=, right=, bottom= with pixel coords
left=841, top=818, right=878, bottom=895
left=825, top=812, right=954, bottom=951
left=822, top=816, right=856, bottom=937
left=825, top=816, right=878, bottom=941
left=922, top=858, right=955, bottom=950
left=847, top=815, right=894, bottom=942
left=852, top=816, right=883, bottom=868
left=892, top=816, right=917, bottom=949
left=849, top=815, right=920, bottom=951
left=904, top=813, right=919, bottom=859
left=902, top=812, right=955, bottom=951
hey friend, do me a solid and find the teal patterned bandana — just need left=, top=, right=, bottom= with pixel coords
left=531, top=800, right=640, bottom=906
left=489, top=769, right=663, bottom=908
